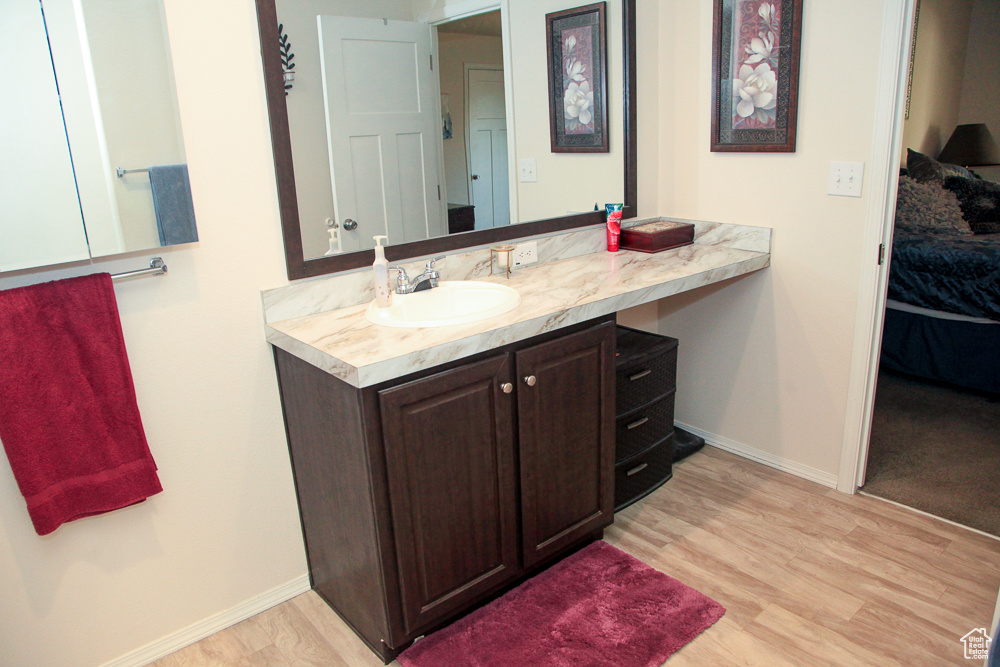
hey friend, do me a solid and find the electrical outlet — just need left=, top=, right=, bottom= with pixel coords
left=828, top=161, right=865, bottom=197
left=518, top=158, right=538, bottom=183
left=512, top=241, right=538, bottom=268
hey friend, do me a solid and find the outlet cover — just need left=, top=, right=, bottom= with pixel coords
left=512, top=241, right=538, bottom=267
left=828, top=161, right=864, bottom=197
left=518, top=158, right=537, bottom=183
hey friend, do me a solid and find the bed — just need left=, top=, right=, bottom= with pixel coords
left=881, top=151, right=1000, bottom=394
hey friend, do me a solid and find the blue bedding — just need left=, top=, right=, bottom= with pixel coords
left=888, top=231, right=1000, bottom=320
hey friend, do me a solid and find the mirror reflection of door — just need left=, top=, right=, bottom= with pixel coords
left=318, top=16, right=447, bottom=252
left=466, top=66, right=510, bottom=230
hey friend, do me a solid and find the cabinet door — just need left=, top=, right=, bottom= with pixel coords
left=379, top=354, right=519, bottom=636
left=517, top=321, right=616, bottom=568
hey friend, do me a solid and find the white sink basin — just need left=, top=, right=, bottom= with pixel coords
left=365, top=281, right=521, bottom=328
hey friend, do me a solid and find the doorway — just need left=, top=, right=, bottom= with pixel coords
left=843, top=0, right=1000, bottom=538
left=435, top=9, right=513, bottom=232
left=465, top=65, right=510, bottom=229
left=859, top=0, right=1000, bottom=536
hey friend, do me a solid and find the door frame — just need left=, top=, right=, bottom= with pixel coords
left=418, top=0, right=519, bottom=225
left=837, top=0, right=918, bottom=493
left=464, top=63, right=508, bottom=227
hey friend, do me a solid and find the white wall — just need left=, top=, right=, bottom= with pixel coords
left=653, top=0, right=888, bottom=479
left=901, top=0, right=972, bottom=159
left=0, top=2, right=307, bottom=665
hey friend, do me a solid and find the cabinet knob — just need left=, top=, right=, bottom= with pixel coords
left=501, top=382, right=513, bottom=394
left=523, top=375, right=537, bottom=387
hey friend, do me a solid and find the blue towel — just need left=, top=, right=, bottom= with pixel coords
left=148, top=164, right=198, bottom=246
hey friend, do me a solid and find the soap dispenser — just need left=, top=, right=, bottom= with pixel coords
left=373, top=236, right=392, bottom=308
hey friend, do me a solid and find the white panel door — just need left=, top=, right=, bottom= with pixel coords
left=0, top=0, right=90, bottom=272
left=318, top=16, right=445, bottom=252
left=466, top=67, right=509, bottom=230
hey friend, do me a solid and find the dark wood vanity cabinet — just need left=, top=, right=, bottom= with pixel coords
left=378, top=354, right=520, bottom=637
left=516, top=325, right=615, bottom=567
left=273, top=316, right=615, bottom=662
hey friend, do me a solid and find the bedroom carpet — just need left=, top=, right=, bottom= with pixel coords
left=863, top=369, right=1000, bottom=536
left=396, top=541, right=725, bottom=667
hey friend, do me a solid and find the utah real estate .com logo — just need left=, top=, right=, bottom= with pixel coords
left=962, top=628, right=991, bottom=660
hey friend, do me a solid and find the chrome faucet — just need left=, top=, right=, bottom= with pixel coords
left=391, top=256, right=445, bottom=294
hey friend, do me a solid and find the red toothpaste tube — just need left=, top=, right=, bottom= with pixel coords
left=606, top=203, right=623, bottom=252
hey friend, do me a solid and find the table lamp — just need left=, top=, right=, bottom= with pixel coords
left=937, top=123, right=1000, bottom=167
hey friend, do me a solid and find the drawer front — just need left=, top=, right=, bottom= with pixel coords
left=614, top=435, right=675, bottom=511
left=615, top=391, right=675, bottom=461
left=616, top=348, right=677, bottom=415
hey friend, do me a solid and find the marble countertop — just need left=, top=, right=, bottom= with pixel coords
left=265, top=221, right=770, bottom=388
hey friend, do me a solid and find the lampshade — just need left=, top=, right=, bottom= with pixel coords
left=937, top=123, right=1000, bottom=167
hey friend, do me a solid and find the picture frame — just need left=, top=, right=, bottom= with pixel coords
left=904, top=0, right=921, bottom=120
left=546, top=2, right=609, bottom=153
left=710, top=0, right=803, bottom=152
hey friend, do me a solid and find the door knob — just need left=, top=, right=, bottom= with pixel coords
left=471, top=174, right=480, bottom=180
left=501, top=382, right=513, bottom=394
left=343, top=218, right=358, bottom=230
left=523, top=375, right=536, bottom=387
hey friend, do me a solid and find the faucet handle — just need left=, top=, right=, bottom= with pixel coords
left=424, top=255, right=446, bottom=271
left=389, top=266, right=408, bottom=284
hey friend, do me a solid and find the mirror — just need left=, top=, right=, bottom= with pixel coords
left=0, top=0, right=198, bottom=273
left=257, top=0, right=636, bottom=280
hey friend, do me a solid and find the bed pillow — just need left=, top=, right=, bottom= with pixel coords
left=906, top=148, right=976, bottom=184
left=943, top=175, right=1000, bottom=233
left=894, top=175, right=973, bottom=235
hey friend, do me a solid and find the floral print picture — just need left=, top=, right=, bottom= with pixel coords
left=711, top=0, right=802, bottom=152
left=562, top=28, right=595, bottom=135
left=547, top=3, right=609, bottom=153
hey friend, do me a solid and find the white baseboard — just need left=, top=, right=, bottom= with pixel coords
left=102, top=574, right=311, bottom=667
left=677, top=422, right=839, bottom=489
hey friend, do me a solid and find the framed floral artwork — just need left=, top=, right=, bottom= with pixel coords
left=710, top=0, right=803, bottom=152
left=546, top=2, right=609, bottom=153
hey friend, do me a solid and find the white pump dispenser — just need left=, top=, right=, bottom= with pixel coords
left=373, top=236, right=392, bottom=308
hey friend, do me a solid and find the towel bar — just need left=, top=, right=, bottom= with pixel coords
left=111, top=257, right=167, bottom=281
left=116, top=167, right=150, bottom=178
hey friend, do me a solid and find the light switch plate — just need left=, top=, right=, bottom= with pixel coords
left=518, top=158, right=537, bottom=183
left=828, top=161, right=865, bottom=197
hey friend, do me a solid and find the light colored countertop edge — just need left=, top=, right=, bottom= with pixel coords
left=266, top=230, right=771, bottom=388
left=260, top=218, right=771, bottom=324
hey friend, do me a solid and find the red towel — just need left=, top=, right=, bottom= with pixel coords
left=0, top=274, right=161, bottom=535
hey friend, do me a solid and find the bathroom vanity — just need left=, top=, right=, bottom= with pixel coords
left=274, top=316, right=614, bottom=660
left=263, top=219, right=770, bottom=662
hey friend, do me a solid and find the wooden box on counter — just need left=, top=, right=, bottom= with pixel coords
left=620, top=219, right=695, bottom=253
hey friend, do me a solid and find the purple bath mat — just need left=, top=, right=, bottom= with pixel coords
left=397, top=540, right=725, bottom=667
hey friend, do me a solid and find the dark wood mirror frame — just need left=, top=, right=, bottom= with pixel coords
left=256, top=0, right=636, bottom=281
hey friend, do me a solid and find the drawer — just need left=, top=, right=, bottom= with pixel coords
left=614, top=435, right=674, bottom=511
left=615, top=391, right=675, bottom=461
left=615, top=348, right=677, bottom=415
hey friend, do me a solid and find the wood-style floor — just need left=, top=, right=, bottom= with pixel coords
left=150, top=447, right=1000, bottom=666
